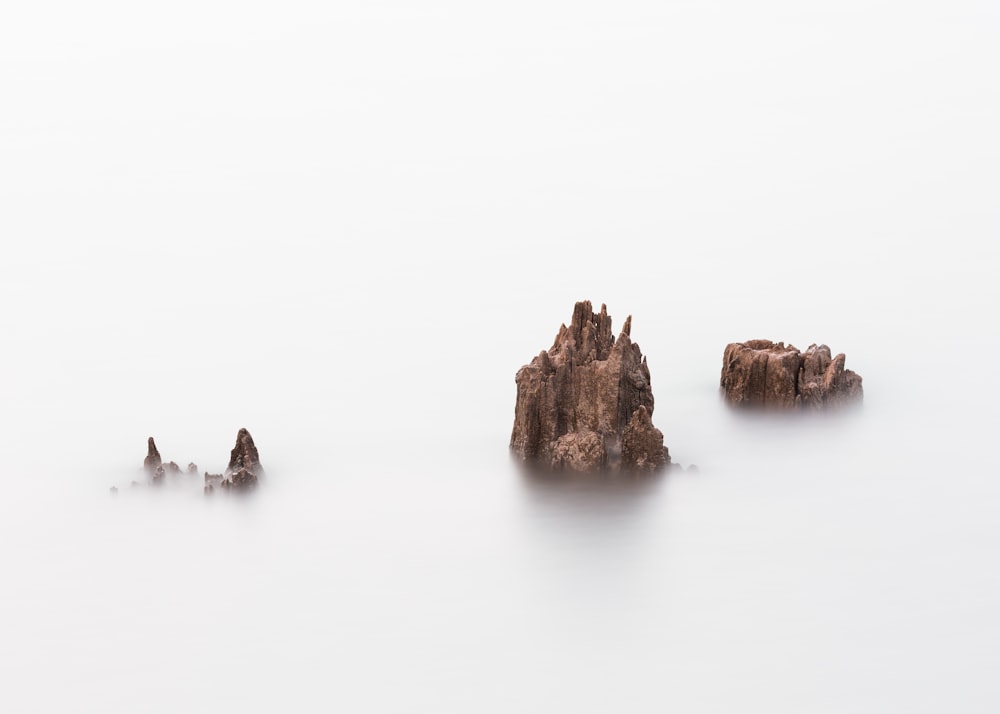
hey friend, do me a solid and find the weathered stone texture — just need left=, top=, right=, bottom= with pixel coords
left=511, top=301, right=669, bottom=473
left=621, top=405, right=666, bottom=473
left=225, top=428, right=264, bottom=489
left=721, top=340, right=863, bottom=410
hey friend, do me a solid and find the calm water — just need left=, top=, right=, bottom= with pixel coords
left=3, top=355, right=998, bottom=712
left=3, top=1, right=998, bottom=710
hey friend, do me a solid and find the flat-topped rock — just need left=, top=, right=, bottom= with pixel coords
left=721, top=340, right=863, bottom=410
left=511, top=301, right=669, bottom=473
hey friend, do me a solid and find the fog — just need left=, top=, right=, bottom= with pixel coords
left=2, top=1, right=999, bottom=711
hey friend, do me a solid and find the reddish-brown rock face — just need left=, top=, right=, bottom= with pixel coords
left=721, top=340, right=863, bottom=410
left=621, top=405, right=666, bottom=472
left=225, top=428, right=264, bottom=489
left=511, top=301, right=669, bottom=473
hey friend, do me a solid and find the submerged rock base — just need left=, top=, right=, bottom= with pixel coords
left=510, top=301, right=669, bottom=473
left=720, top=340, right=863, bottom=410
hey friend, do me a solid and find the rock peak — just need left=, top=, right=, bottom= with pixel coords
left=511, top=302, right=669, bottom=473
left=225, top=428, right=264, bottom=488
left=143, top=437, right=162, bottom=475
left=550, top=300, right=617, bottom=367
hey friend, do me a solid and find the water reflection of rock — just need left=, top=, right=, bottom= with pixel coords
left=515, top=459, right=665, bottom=524
left=513, top=460, right=671, bottom=609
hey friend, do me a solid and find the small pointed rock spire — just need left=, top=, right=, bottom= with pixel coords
left=225, top=428, right=264, bottom=489
left=143, top=437, right=162, bottom=475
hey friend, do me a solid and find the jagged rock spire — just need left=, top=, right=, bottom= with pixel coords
left=511, top=301, right=669, bottom=473
left=143, top=437, right=162, bottom=475
left=225, top=428, right=264, bottom=489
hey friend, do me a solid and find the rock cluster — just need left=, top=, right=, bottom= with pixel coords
left=510, top=301, right=669, bottom=473
left=131, top=429, right=263, bottom=494
left=720, top=340, right=863, bottom=410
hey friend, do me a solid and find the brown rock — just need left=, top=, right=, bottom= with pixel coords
left=226, top=428, right=264, bottom=483
left=550, top=431, right=607, bottom=472
left=510, top=301, right=670, bottom=473
left=143, top=437, right=162, bottom=475
left=797, top=344, right=864, bottom=409
left=621, top=405, right=668, bottom=472
left=134, top=430, right=267, bottom=494
left=229, top=467, right=258, bottom=489
left=721, top=340, right=863, bottom=410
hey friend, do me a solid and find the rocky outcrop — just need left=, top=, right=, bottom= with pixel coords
left=223, top=428, right=264, bottom=490
left=510, top=301, right=669, bottom=473
left=620, top=405, right=666, bottom=472
left=720, top=340, right=863, bottom=410
left=131, top=430, right=265, bottom=493
left=143, top=437, right=162, bottom=475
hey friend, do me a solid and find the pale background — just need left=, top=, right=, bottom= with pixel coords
left=1, top=1, right=998, bottom=712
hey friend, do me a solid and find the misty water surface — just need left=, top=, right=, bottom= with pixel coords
left=2, top=1, right=999, bottom=712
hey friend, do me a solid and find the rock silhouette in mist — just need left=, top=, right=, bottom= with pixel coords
left=143, top=437, right=162, bottom=475
left=510, top=301, right=669, bottom=473
left=132, top=430, right=265, bottom=493
left=720, top=340, right=863, bottom=410
left=222, top=428, right=264, bottom=490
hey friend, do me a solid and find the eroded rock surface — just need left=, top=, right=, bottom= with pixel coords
left=721, top=340, right=863, bottom=410
left=225, top=428, right=264, bottom=490
left=511, top=301, right=669, bottom=473
left=621, top=405, right=666, bottom=473
left=130, top=430, right=265, bottom=494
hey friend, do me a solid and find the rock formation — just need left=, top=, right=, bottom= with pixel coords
left=510, top=301, right=669, bottom=473
left=143, top=437, right=162, bottom=475
left=720, top=340, right=863, bottom=410
left=223, top=428, right=264, bottom=490
left=131, top=430, right=265, bottom=494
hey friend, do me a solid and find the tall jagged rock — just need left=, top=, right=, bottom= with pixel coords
left=510, top=301, right=669, bottom=473
left=143, top=437, right=162, bottom=476
left=721, top=340, right=863, bottom=410
left=224, top=428, right=264, bottom=489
